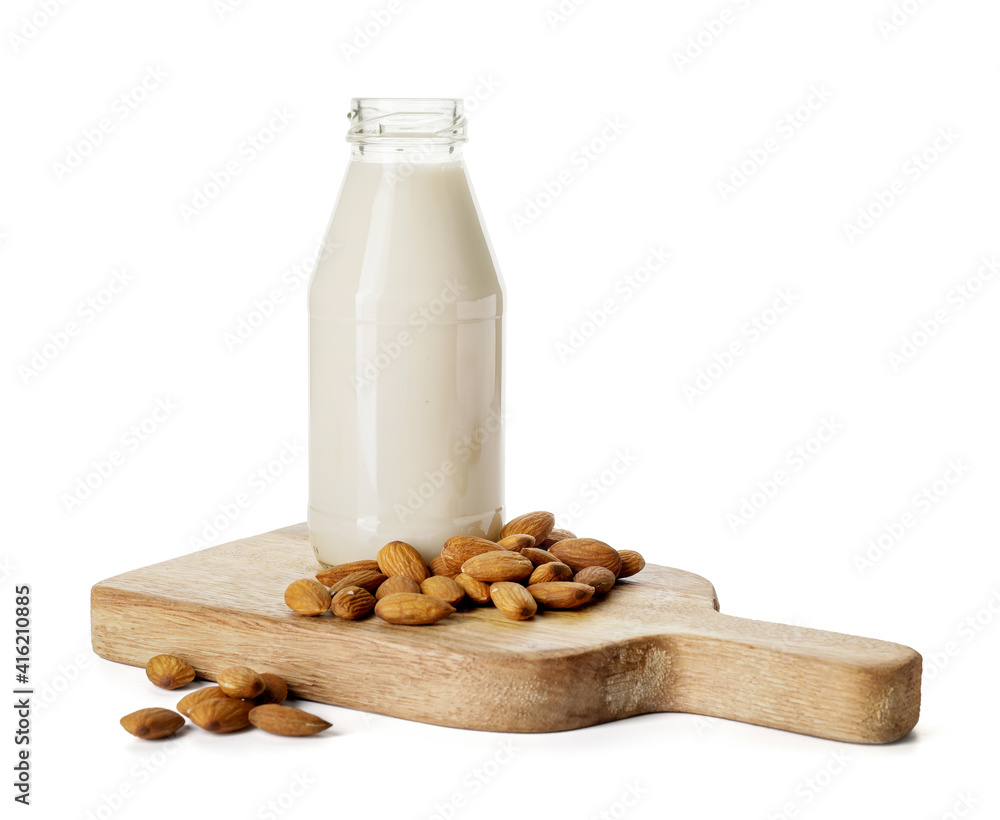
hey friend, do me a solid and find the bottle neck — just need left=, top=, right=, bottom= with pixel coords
left=350, top=142, right=464, bottom=163
left=346, top=98, right=467, bottom=163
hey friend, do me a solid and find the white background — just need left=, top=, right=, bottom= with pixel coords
left=2, top=0, right=999, bottom=818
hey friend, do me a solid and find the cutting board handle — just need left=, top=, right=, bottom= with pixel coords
left=662, top=611, right=922, bottom=743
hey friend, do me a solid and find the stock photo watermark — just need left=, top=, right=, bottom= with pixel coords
left=876, top=0, right=933, bottom=40
left=924, top=587, right=1000, bottom=684
left=727, top=417, right=843, bottom=533
left=716, top=85, right=833, bottom=201
left=555, top=245, right=671, bottom=362
left=353, top=277, right=466, bottom=390
left=682, top=287, right=798, bottom=404
left=7, top=0, right=72, bottom=53
left=854, top=459, right=969, bottom=575
left=931, top=791, right=981, bottom=820
left=61, top=398, right=178, bottom=513
left=258, top=771, right=316, bottom=820
left=886, top=254, right=997, bottom=372
left=17, top=267, right=134, bottom=384
left=84, top=734, right=186, bottom=820
left=213, top=0, right=250, bottom=21
left=545, top=0, right=592, bottom=31
left=764, top=751, right=852, bottom=820
left=341, top=0, right=404, bottom=63
left=395, top=410, right=506, bottom=523
left=426, top=739, right=516, bottom=820
left=223, top=238, right=337, bottom=352
left=51, top=65, right=169, bottom=182
left=672, top=0, right=757, bottom=73
left=510, top=116, right=628, bottom=233
left=188, top=438, right=304, bottom=548
left=555, top=448, right=639, bottom=531
left=178, top=106, right=295, bottom=223
left=842, top=126, right=959, bottom=244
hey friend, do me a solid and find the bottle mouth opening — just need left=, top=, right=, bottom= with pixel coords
left=346, top=98, right=467, bottom=144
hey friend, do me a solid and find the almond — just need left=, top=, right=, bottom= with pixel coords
left=255, top=673, right=288, bottom=706
left=617, top=549, right=646, bottom=578
left=315, top=559, right=381, bottom=586
left=177, top=686, right=229, bottom=717
left=145, top=654, right=196, bottom=690
left=526, top=581, right=595, bottom=609
left=489, top=582, right=537, bottom=620
left=521, top=547, right=561, bottom=566
left=500, top=511, right=555, bottom=545
left=496, top=534, right=535, bottom=551
left=420, top=575, right=466, bottom=606
left=529, top=562, right=573, bottom=585
left=284, top=579, right=332, bottom=616
left=249, top=704, right=332, bottom=737
left=216, top=666, right=265, bottom=699
left=454, top=573, right=492, bottom=604
left=120, top=707, right=185, bottom=739
left=441, top=535, right=499, bottom=571
left=328, top=569, right=387, bottom=595
left=574, top=565, right=616, bottom=594
left=461, top=550, right=534, bottom=583
left=375, top=575, right=422, bottom=600
left=428, top=554, right=457, bottom=577
left=188, top=698, right=253, bottom=733
left=540, top=527, right=576, bottom=548
left=377, top=541, right=430, bottom=582
left=330, top=586, right=377, bottom=620
left=548, top=538, right=622, bottom=576
left=374, top=593, right=455, bottom=625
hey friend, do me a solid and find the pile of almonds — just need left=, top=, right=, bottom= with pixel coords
left=119, top=654, right=332, bottom=740
left=285, top=511, right=645, bottom=625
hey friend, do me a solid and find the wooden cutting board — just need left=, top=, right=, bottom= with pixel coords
left=91, top=523, right=920, bottom=743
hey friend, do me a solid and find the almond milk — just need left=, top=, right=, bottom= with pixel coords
left=308, top=99, right=505, bottom=565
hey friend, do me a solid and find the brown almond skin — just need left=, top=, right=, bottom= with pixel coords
left=330, top=586, right=377, bottom=620
left=489, top=582, right=537, bottom=620
left=529, top=562, right=573, bottom=585
left=574, top=565, right=616, bottom=594
left=376, top=575, right=422, bottom=600
left=145, top=654, right=196, bottom=690
left=374, top=593, right=455, bottom=625
left=461, top=550, right=534, bottom=583
left=441, top=535, right=500, bottom=572
left=454, top=573, right=492, bottom=604
left=428, top=554, right=457, bottom=577
left=617, top=549, right=646, bottom=578
left=249, top=704, right=332, bottom=737
left=255, top=673, right=288, bottom=706
left=188, top=698, right=253, bottom=733
left=177, top=686, right=229, bottom=717
left=377, top=541, right=430, bottom=582
left=521, top=547, right=561, bottom=566
left=496, top=534, right=535, bottom=551
left=548, top=538, right=622, bottom=576
left=284, top=579, right=332, bottom=616
left=315, top=559, right=381, bottom=586
left=328, top=570, right=387, bottom=595
left=120, top=707, right=185, bottom=739
left=526, top=581, right=595, bottom=609
left=500, top=511, right=555, bottom=545
left=540, top=527, right=576, bottom=548
left=420, top=575, right=466, bottom=606
left=216, top=666, right=265, bottom=699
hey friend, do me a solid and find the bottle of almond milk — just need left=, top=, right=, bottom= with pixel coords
left=308, top=98, right=504, bottom=566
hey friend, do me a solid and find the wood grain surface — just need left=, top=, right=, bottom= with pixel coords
left=91, top=523, right=921, bottom=742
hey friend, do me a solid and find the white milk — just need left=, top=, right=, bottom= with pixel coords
left=308, top=100, right=504, bottom=566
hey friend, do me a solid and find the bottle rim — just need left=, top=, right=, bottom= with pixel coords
left=346, top=98, right=468, bottom=144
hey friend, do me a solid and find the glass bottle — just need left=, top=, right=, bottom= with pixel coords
left=308, top=98, right=505, bottom=566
